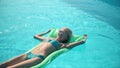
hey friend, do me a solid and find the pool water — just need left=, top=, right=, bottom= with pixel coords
left=0, top=0, right=120, bottom=68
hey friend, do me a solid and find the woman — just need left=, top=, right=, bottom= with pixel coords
left=0, top=27, right=87, bottom=68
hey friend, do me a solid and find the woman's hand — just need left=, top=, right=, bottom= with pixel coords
left=84, top=34, right=88, bottom=37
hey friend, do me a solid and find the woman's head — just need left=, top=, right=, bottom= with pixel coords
left=57, top=27, right=72, bottom=43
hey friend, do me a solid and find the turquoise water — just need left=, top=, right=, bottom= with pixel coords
left=0, top=0, right=120, bottom=68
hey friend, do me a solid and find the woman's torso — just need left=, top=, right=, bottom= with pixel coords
left=30, top=41, right=60, bottom=57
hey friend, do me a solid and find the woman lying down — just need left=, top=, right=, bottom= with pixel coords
left=0, top=27, right=87, bottom=68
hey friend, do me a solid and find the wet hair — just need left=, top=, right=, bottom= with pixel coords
left=61, top=28, right=72, bottom=43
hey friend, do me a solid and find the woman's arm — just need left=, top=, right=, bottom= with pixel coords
left=34, top=29, right=51, bottom=41
left=61, top=34, right=87, bottom=49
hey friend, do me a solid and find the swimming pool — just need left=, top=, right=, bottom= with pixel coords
left=0, top=0, right=120, bottom=68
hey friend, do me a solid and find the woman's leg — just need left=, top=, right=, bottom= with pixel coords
left=0, top=54, right=27, bottom=68
left=7, top=57, right=43, bottom=68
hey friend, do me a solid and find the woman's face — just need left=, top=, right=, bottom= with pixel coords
left=57, top=29, right=68, bottom=41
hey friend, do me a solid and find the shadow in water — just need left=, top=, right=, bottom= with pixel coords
left=97, top=34, right=114, bottom=40
left=61, top=0, right=120, bottom=30
left=100, top=0, right=120, bottom=7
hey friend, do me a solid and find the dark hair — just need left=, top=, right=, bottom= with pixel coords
left=62, top=28, right=72, bottom=43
